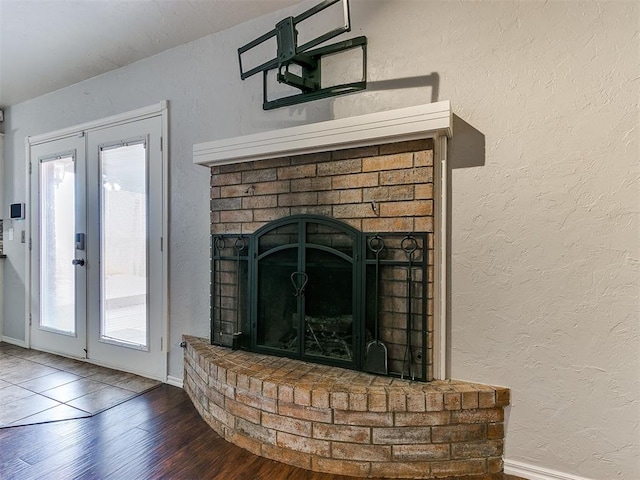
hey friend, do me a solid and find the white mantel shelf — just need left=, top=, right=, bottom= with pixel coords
left=193, top=101, right=452, bottom=167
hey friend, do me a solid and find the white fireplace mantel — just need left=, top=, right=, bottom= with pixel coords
left=193, top=101, right=452, bottom=380
left=193, top=101, right=452, bottom=167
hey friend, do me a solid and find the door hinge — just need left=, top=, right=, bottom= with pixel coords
left=160, top=137, right=163, bottom=152
left=160, top=337, right=163, bottom=351
left=29, top=163, right=32, bottom=174
left=29, top=238, right=32, bottom=250
left=29, top=313, right=32, bottom=326
left=160, top=237, right=163, bottom=252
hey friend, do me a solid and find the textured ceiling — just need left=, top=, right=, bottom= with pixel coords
left=0, top=0, right=301, bottom=106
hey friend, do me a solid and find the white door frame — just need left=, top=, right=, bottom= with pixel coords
left=29, top=135, right=88, bottom=358
left=25, top=101, right=169, bottom=380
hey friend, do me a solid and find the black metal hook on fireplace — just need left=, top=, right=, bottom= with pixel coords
left=401, top=235, right=419, bottom=261
left=234, top=236, right=247, bottom=254
left=214, top=236, right=226, bottom=253
left=367, top=234, right=385, bottom=255
left=290, top=271, right=309, bottom=297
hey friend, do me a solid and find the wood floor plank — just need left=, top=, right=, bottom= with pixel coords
left=16, top=387, right=177, bottom=467
left=0, top=455, right=30, bottom=479
left=105, top=406, right=218, bottom=479
left=21, top=426, right=152, bottom=480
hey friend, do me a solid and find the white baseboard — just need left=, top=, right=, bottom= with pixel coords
left=1, top=336, right=27, bottom=348
left=504, top=459, right=595, bottom=480
left=166, top=375, right=183, bottom=388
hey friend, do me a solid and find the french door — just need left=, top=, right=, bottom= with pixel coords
left=30, top=136, right=87, bottom=359
left=30, top=114, right=166, bottom=380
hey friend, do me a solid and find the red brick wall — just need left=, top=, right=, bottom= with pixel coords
left=210, top=139, right=435, bottom=380
left=210, top=139, right=434, bottom=235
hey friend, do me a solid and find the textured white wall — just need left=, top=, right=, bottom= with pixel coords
left=331, top=2, right=638, bottom=479
left=2, top=1, right=638, bottom=478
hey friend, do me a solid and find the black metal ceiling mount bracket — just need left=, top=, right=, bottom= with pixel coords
left=238, top=0, right=367, bottom=110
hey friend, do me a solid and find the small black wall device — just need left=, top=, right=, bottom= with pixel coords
left=10, top=203, right=25, bottom=220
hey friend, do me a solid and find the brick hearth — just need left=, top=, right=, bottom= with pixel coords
left=183, top=336, right=510, bottom=479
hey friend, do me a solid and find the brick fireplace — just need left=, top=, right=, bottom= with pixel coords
left=210, top=138, right=435, bottom=380
left=187, top=103, right=510, bottom=478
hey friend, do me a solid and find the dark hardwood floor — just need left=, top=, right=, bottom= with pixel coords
left=0, top=384, right=523, bottom=480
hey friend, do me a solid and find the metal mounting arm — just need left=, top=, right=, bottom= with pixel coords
left=237, top=0, right=367, bottom=110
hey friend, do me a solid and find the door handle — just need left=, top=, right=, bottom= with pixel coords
left=72, top=259, right=85, bottom=266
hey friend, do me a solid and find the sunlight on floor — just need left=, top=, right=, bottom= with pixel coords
left=0, top=342, right=160, bottom=428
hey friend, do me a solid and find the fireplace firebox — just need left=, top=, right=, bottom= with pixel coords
left=211, top=214, right=431, bottom=381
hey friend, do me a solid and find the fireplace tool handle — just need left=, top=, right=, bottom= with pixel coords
left=368, top=236, right=384, bottom=344
left=214, top=236, right=226, bottom=344
left=401, top=235, right=419, bottom=380
left=364, top=235, right=388, bottom=375
left=233, top=236, right=247, bottom=350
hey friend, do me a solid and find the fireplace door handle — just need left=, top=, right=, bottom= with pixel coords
left=290, top=271, right=308, bottom=297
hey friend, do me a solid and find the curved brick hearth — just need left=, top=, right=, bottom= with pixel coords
left=183, top=336, right=510, bottom=479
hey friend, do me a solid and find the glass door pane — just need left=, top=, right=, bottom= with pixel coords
left=257, top=247, right=299, bottom=353
left=100, top=143, right=148, bottom=348
left=303, top=248, right=353, bottom=361
left=40, top=155, right=76, bottom=334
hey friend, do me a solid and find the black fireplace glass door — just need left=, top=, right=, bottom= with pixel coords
left=256, top=246, right=299, bottom=353
left=251, top=215, right=360, bottom=367
left=303, top=247, right=354, bottom=362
